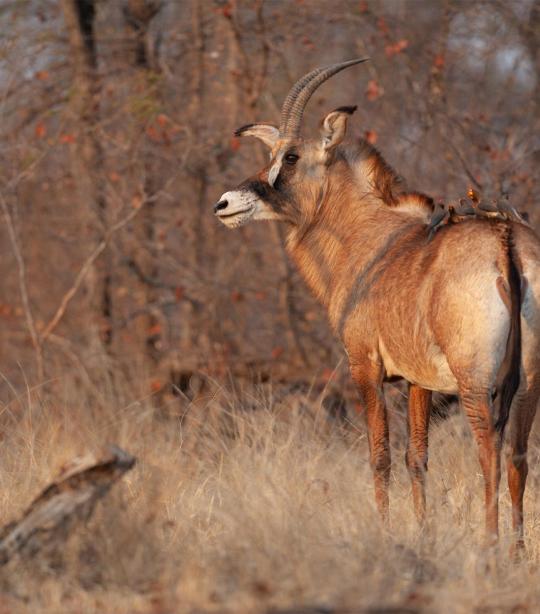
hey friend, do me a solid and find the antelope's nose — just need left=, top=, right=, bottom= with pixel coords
left=214, top=199, right=228, bottom=214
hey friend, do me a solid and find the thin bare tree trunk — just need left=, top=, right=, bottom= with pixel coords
left=61, top=0, right=113, bottom=347
left=185, top=0, right=211, bottom=366
left=124, top=0, right=162, bottom=365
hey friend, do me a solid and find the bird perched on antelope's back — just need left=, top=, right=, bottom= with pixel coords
left=427, top=202, right=450, bottom=240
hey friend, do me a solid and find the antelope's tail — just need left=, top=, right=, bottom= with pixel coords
left=494, top=223, right=523, bottom=433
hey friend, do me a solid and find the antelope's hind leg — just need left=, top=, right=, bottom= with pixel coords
left=350, top=361, right=391, bottom=525
left=460, top=392, right=503, bottom=543
left=406, top=385, right=432, bottom=525
left=506, top=382, right=540, bottom=553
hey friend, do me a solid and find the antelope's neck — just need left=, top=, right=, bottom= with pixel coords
left=286, top=212, right=350, bottom=308
left=285, top=181, right=370, bottom=307
left=285, top=188, right=421, bottom=329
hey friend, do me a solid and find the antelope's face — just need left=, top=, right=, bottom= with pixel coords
left=213, top=58, right=369, bottom=229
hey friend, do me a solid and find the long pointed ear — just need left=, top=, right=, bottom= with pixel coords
left=320, top=106, right=357, bottom=151
left=234, top=123, right=279, bottom=149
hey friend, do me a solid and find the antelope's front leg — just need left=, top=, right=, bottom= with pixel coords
left=406, top=385, right=431, bottom=525
left=350, top=361, right=390, bottom=525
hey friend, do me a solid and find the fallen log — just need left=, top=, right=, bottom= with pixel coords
left=0, top=445, right=135, bottom=566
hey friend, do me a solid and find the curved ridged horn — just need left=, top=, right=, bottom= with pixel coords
left=279, top=58, right=369, bottom=138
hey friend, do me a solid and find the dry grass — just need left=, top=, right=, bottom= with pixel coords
left=0, top=365, right=540, bottom=613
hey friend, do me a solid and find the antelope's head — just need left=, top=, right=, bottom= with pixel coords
left=214, top=58, right=369, bottom=229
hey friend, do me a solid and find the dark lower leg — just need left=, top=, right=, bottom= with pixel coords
left=506, top=396, right=536, bottom=552
left=406, top=385, right=431, bottom=524
left=351, top=363, right=390, bottom=524
left=462, top=394, right=502, bottom=542
left=507, top=450, right=527, bottom=549
left=479, top=433, right=502, bottom=542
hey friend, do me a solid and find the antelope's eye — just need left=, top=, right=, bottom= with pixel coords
left=284, top=153, right=299, bottom=165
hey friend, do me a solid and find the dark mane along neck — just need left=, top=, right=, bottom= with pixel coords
left=342, top=138, right=404, bottom=205
left=342, top=139, right=434, bottom=215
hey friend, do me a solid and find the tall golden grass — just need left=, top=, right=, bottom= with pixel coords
left=0, top=363, right=539, bottom=613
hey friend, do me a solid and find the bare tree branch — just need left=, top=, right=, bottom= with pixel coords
left=41, top=202, right=147, bottom=343
left=0, top=193, right=43, bottom=380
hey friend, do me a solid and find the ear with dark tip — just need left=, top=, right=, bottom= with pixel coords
left=234, top=123, right=279, bottom=149
left=320, top=106, right=357, bottom=151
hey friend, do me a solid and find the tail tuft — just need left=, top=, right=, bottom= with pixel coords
left=494, top=223, right=522, bottom=433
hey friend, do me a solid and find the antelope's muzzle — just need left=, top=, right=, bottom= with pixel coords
left=213, top=189, right=258, bottom=228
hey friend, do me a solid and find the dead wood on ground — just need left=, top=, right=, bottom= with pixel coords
left=0, top=445, right=135, bottom=566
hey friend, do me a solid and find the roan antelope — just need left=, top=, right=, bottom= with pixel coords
left=213, top=59, right=540, bottom=547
